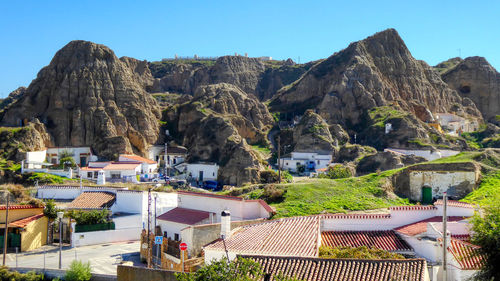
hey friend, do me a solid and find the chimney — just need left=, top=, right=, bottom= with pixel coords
left=220, top=210, right=231, bottom=238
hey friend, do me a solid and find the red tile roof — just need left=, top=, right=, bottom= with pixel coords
left=0, top=205, right=43, bottom=210
left=9, top=214, right=45, bottom=228
left=322, top=213, right=391, bottom=219
left=178, top=191, right=274, bottom=214
left=452, top=234, right=471, bottom=242
left=448, top=239, right=484, bottom=270
left=434, top=200, right=475, bottom=209
left=204, top=216, right=320, bottom=257
left=389, top=205, right=436, bottom=211
left=119, top=154, right=157, bottom=164
left=395, top=216, right=466, bottom=236
left=243, top=255, right=428, bottom=281
left=157, top=207, right=211, bottom=225
left=103, top=162, right=141, bottom=171
left=321, top=231, right=412, bottom=252
left=67, top=192, right=116, bottom=209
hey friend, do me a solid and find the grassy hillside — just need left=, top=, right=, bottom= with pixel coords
left=233, top=169, right=410, bottom=218
left=462, top=171, right=500, bottom=206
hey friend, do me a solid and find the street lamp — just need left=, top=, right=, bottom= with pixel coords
left=57, top=211, right=64, bottom=269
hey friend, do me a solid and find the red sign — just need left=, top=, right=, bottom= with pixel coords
left=179, top=242, right=188, bottom=251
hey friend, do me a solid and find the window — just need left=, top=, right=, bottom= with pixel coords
left=285, top=162, right=288, bottom=166
left=317, top=160, right=320, bottom=164
left=87, top=172, right=92, bottom=178
left=213, top=172, right=215, bottom=176
left=110, top=172, right=121, bottom=179
left=163, top=231, right=167, bottom=237
left=174, top=233, right=180, bottom=241
left=93, top=171, right=98, bottom=178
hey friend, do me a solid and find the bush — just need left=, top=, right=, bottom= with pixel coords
left=66, top=209, right=110, bottom=225
left=65, top=260, right=92, bottom=281
left=318, top=164, right=352, bottom=179
left=260, top=170, right=279, bottom=184
left=260, top=184, right=287, bottom=203
left=25, top=172, right=65, bottom=185
left=44, top=199, right=61, bottom=219
left=0, top=266, right=46, bottom=281
left=319, top=246, right=404, bottom=260
left=281, top=170, right=293, bottom=183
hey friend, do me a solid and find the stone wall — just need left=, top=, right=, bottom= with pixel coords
left=409, top=171, right=477, bottom=201
left=117, top=265, right=178, bottom=281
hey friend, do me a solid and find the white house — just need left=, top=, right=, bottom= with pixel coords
left=175, top=162, right=219, bottom=181
left=435, top=113, right=479, bottom=135
left=46, top=147, right=97, bottom=167
left=156, top=191, right=273, bottom=248
left=278, top=151, right=332, bottom=173
left=147, top=145, right=187, bottom=167
left=118, top=154, right=158, bottom=174
left=79, top=162, right=141, bottom=182
left=384, top=148, right=461, bottom=161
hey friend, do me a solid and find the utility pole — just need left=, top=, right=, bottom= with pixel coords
left=442, top=192, right=448, bottom=281
left=147, top=188, right=152, bottom=268
left=3, top=192, right=9, bottom=266
left=277, top=136, right=281, bottom=184
left=164, top=142, right=168, bottom=177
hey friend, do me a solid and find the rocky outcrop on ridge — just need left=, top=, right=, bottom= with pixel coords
left=269, top=29, right=482, bottom=143
left=0, top=40, right=161, bottom=159
left=356, top=151, right=426, bottom=176
left=164, top=83, right=274, bottom=185
left=441, top=56, right=500, bottom=122
left=292, top=110, right=336, bottom=152
left=0, top=87, right=26, bottom=111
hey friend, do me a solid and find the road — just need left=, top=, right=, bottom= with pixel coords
left=5, top=241, right=141, bottom=275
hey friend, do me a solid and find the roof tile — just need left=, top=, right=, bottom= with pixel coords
left=395, top=216, right=465, bottom=236
left=434, top=200, right=475, bottom=209
left=157, top=207, right=211, bottom=225
left=243, top=255, right=428, bottom=281
left=448, top=239, right=484, bottom=270
left=119, top=154, right=157, bottom=164
left=67, top=192, right=116, bottom=209
left=9, top=214, right=45, bottom=228
left=205, top=216, right=320, bottom=257
left=321, top=231, right=412, bottom=252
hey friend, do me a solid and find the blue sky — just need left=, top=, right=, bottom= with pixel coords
left=1, top=0, right=499, bottom=97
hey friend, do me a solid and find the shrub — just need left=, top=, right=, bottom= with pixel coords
left=260, top=170, right=280, bottom=184
left=25, top=172, right=65, bottom=184
left=65, top=260, right=92, bottom=281
left=318, top=164, right=352, bottom=179
left=260, top=184, right=287, bottom=203
left=66, top=209, right=111, bottom=225
left=319, top=246, right=404, bottom=260
left=0, top=266, right=46, bottom=280
left=44, top=199, right=61, bottom=219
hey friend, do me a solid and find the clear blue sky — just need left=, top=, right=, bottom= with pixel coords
left=1, top=0, right=499, bottom=98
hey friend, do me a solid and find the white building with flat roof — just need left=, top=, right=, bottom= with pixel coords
left=278, top=151, right=332, bottom=173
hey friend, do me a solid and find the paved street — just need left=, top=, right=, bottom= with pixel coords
left=5, top=241, right=142, bottom=275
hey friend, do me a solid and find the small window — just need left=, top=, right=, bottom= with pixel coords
left=163, top=231, right=167, bottom=237
left=174, top=233, right=180, bottom=241
left=317, top=160, right=320, bottom=164
left=213, top=172, right=215, bottom=176
left=87, top=172, right=92, bottom=178
left=93, top=171, right=98, bottom=178
left=286, top=162, right=288, bottom=166
left=111, top=172, right=121, bottom=179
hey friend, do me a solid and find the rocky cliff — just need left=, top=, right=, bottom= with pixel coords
left=441, top=56, right=500, bottom=122
left=292, top=110, right=336, bottom=152
left=164, top=83, right=274, bottom=185
left=269, top=29, right=481, bottom=142
left=0, top=41, right=161, bottom=159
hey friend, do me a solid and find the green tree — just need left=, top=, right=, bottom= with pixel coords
left=318, top=164, right=352, bottom=179
left=471, top=197, right=500, bottom=281
left=43, top=199, right=61, bottom=219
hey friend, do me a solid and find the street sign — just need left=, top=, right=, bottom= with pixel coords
left=154, top=236, right=163, bottom=245
left=179, top=242, right=188, bottom=251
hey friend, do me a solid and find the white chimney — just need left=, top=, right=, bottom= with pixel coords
left=97, top=170, right=106, bottom=185
left=220, top=210, right=231, bottom=239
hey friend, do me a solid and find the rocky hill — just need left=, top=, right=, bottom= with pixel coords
left=163, top=83, right=274, bottom=185
left=0, top=40, right=161, bottom=159
left=441, top=56, right=500, bottom=122
left=269, top=29, right=481, bottom=147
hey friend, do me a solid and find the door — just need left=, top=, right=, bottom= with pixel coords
left=422, top=186, right=433, bottom=205
left=80, top=156, right=87, bottom=167
left=199, top=171, right=204, bottom=181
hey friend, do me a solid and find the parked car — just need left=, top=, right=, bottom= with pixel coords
left=152, top=176, right=171, bottom=183
left=203, top=180, right=219, bottom=191
left=171, top=179, right=187, bottom=188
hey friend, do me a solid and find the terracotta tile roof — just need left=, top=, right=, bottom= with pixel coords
left=9, top=214, right=45, bottom=228
left=0, top=205, right=42, bottom=210
left=389, top=205, right=436, bottom=211
left=178, top=191, right=274, bottom=214
left=103, top=162, right=141, bottom=171
left=452, top=234, right=471, bottom=242
left=395, top=216, right=466, bottom=236
left=204, top=216, right=320, bottom=257
left=119, top=154, right=157, bottom=164
left=39, top=185, right=142, bottom=193
left=243, top=255, right=428, bottom=281
left=157, top=207, right=211, bottom=225
left=67, top=192, right=116, bottom=209
left=322, top=213, right=391, bottom=219
left=321, top=231, right=413, bottom=252
left=448, top=239, right=484, bottom=270
left=434, top=200, right=475, bottom=209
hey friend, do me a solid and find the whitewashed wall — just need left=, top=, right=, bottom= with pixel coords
left=384, top=148, right=460, bottom=161
left=409, top=171, right=477, bottom=201
left=71, top=225, right=142, bottom=247
left=185, top=164, right=219, bottom=181
left=178, top=194, right=244, bottom=222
